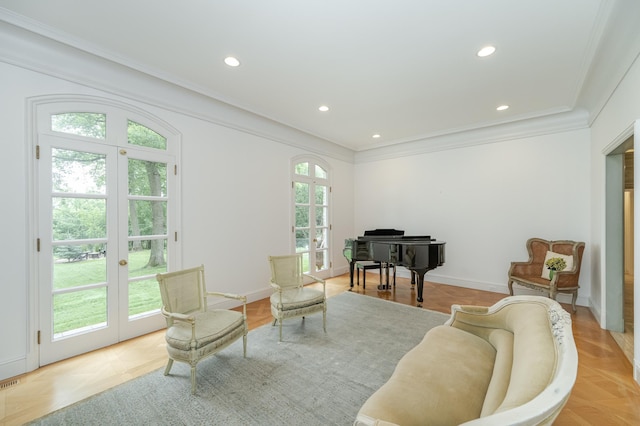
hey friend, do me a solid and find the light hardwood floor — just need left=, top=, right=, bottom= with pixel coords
left=610, top=274, right=635, bottom=365
left=1, top=273, right=639, bottom=425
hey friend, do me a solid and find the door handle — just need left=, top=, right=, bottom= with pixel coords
left=119, top=259, right=128, bottom=266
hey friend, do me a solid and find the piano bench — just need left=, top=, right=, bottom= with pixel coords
left=355, top=261, right=395, bottom=289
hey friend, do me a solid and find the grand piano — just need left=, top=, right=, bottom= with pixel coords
left=343, top=229, right=445, bottom=306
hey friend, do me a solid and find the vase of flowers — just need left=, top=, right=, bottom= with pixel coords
left=545, top=257, right=567, bottom=280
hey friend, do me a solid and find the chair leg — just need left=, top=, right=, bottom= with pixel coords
left=384, top=264, right=389, bottom=287
left=507, top=280, right=514, bottom=296
left=571, top=292, right=578, bottom=313
left=190, top=366, right=197, bottom=395
left=279, top=319, right=283, bottom=342
left=323, top=306, right=327, bottom=333
left=243, top=332, right=247, bottom=357
left=392, top=265, right=396, bottom=287
left=164, top=358, right=174, bottom=376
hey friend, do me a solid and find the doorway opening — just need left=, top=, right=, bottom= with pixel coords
left=611, top=144, right=635, bottom=363
left=605, top=132, right=634, bottom=367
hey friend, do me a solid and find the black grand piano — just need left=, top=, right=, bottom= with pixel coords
left=343, top=229, right=445, bottom=306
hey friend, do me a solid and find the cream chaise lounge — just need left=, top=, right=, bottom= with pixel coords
left=355, top=295, right=578, bottom=426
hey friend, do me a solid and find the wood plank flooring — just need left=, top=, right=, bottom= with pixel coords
left=1, top=273, right=639, bottom=425
left=610, top=274, right=635, bottom=364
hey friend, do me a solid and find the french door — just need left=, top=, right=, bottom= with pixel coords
left=35, top=104, right=178, bottom=365
left=292, top=157, right=331, bottom=277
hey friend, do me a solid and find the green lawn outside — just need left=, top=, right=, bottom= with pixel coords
left=53, top=250, right=165, bottom=335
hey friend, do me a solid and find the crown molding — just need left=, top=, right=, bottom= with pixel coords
left=0, top=16, right=354, bottom=163
left=354, top=109, right=590, bottom=163
left=2, top=7, right=615, bottom=165
left=576, top=0, right=640, bottom=126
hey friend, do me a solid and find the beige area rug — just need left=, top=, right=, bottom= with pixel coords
left=29, top=292, right=449, bottom=425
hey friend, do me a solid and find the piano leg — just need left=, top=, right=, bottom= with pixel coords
left=377, top=263, right=392, bottom=291
left=349, top=261, right=355, bottom=290
left=413, top=268, right=430, bottom=307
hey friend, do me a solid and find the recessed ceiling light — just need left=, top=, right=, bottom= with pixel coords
left=318, top=105, right=329, bottom=112
left=477, top=46, right=496, bottom=57
left=224, top=56, right=240, bottom=67
left=496, top=105, right=509, bottom=111
left=372, top=134, right=381, bottom=139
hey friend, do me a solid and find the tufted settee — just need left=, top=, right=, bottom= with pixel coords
left=355, top=295, right=578, bottom=426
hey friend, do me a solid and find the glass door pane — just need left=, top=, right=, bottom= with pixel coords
left=126, top=158, right=168, bottom=319
left=37, top=104, right=178, bottom=366
left=313, top=184, right=329, bottom=272
left=39, top=136, right=119, bottom=366
left=51, top=148, right=109, bottom=337
left=292, top=159, right=331, bottom=276
left=294, top=181, right=311, bottom=272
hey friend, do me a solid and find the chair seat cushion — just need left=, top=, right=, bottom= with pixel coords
left=512, top=273, right=554, bottom=287
left=358, top=325, right=496, bottom=425
left=166, top=309, right=245, bottom=351
left=356, top=261, right=382, bottom=269
left=270, top=287, right=325, bottom=310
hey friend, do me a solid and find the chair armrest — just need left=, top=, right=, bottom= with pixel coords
left=305, top=273, right=325, bottom=284
left=553, top=269, right=580, bottom=287
left=205, top=292, right=247, bottom=318
left=269, top=281, right=282, bottom=291
left=161, top=306, right=195, bottom=323
left=509, top=261, right=542, bottom=277
left=206, top=291, right=247, bottom=303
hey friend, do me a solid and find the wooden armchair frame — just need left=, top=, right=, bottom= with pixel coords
left=268, top=254, right=327, bottom=341
left=156, top=265, right=248, bottom=394
left=508, top=238, right=585, bottom=312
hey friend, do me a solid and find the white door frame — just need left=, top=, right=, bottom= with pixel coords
left=26, top=95, right=182, bottom=371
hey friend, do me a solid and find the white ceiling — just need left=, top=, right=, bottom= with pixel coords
left=0, top=0, right=624, bottom=152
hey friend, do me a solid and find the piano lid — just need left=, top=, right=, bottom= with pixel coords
left=363, top=228, right=405, bottom=236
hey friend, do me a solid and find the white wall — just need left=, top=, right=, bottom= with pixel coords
left=589, top=52, right=640, bottom=381
left=354, top=129, right=591, bottom=301
left=0, top=62, right=33, bottom=381
left=1, top=8, right=637, bottom=382
left=0, top=58, right=354, bottom=380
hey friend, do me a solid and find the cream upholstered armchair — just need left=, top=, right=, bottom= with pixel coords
left=508, top=238, right=585, bottom=312
left=156, top=265, right=247, bottom=394
left=268, top=254, right=326, bottom=341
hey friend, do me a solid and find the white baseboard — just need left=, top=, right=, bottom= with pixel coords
left=207, top=287, right=273, bottom=310
left=332, top=265, right=350, bottom=277
left=388, top=269, right=589, bottom=308
left=0, top=356, right=27, bottom=382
